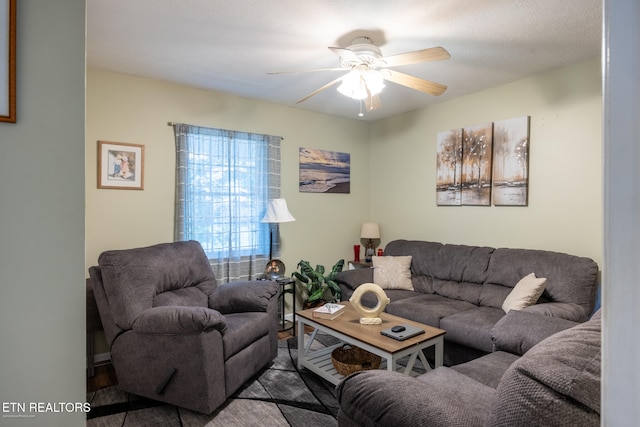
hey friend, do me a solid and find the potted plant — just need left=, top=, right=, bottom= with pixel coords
left=293, top=259, right=345, bottom=306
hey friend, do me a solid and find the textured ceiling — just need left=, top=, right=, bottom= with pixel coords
left=87, top=0, right=602, bottom=121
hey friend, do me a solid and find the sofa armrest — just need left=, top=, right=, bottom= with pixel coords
left=335, top=268, right=373, bottom=291
left=523, top=302, right=589, bottom=322
left=337, top=369, right=496, bottom=427
left=491, top=310, right=579, bottom=355
left=132, top=306, right=227, bottom=334
left=209, top=280, right=279, bottom=314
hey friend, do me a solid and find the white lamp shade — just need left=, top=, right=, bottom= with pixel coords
left=360, top=222, right=380, bottom=239
left=261, top=198, right=296, bottom=223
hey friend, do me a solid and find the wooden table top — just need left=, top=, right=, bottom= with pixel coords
left=297, top=301, right=446, bottom=353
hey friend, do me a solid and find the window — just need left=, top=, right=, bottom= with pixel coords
left=173, top=123, right=282, bottom=282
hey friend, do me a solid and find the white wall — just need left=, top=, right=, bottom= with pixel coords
left=369, top=59, right=602, bottom=266
left=0, top=1, right=86, bottom=426
left=602, top=0, right=640, bottom=422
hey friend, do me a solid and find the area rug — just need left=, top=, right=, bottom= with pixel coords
left=86, top=333, right=342, bottom=427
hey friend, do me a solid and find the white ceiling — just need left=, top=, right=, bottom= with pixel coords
left=86, top=0, right=602, bottom=121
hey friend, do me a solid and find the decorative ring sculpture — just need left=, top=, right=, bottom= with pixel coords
left=349, top=283, right=390, bottom=324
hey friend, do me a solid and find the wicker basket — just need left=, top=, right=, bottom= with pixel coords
left=331, top=344, right=381, bottom=376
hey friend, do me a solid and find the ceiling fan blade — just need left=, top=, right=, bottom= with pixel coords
left=364, top=93, right=382, bottom=112
left=329, top=46, right=362, bottom=63
left=295, top=75, right=345, bottom=104
left=379, top=46, right=450, bottom=67
left=267, top=67, right=344, bottom=75
left=383, top=69, right=447, bottom=96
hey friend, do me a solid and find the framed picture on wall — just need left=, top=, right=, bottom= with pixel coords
left=0, top=0, right=16, bottom=123
left=97, top=141, right=145, bottom=190
left=299, top=147, right=351, bottom=193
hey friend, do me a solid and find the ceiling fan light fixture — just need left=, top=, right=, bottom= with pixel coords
left=337, top=69, right=385, bottom=100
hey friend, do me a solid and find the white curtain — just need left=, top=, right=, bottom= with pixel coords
left=173, top=123, right=282, bottom=282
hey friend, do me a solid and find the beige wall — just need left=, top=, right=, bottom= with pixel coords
left=86, top=69, right=371, bottom=276
left=87, top=58, right=602, bottom=275
left=370, top=58, right=602, bottom=266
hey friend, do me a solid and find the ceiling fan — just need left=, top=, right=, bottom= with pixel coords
left=269, top=36, right=450, bottom=114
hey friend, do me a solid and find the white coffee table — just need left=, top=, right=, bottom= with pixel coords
left=296, top=302, right=446, bottom=385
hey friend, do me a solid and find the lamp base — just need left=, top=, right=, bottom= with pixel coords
left=365, top=240, right=375, bottom=263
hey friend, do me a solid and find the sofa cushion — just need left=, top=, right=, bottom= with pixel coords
left=488, top=310, right=601, bottom=426
left=440, top=306, right=505, bottom=353
left=502, top=272, right=547, bottom=313
left=450, top=350, right=519, bottom=388
left=356, top=288, right=419, bottom=308
left=221, top=311, right=271, bottom=360
left=522, top=302, right=591, bottom=322
left=384, top=240, right=495, bottom=284
left=432, top=279, right=483, bottom=305
left=153, top=287, right=209, bottom=308
left=479, top=283, right=512, bottom=309
left=98, top=241, right=218, bottom=329
left=490, top=310, right=579, bottom=355
left=337, top=368, right=497, bottom=427
left=372, top=255, right=413, bottom=290
left=387, top=294, right=476, bottom=328
left=485, top=248, right=598, bottom=319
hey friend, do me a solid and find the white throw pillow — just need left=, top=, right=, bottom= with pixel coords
left=502, top=272, right=547, bottom=313
left=372, top=256, right=414, bottom=291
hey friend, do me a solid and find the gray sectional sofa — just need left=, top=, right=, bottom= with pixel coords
left=336, top=239, right=599, bottom=365
left=337, top=309, right=601, bottom=426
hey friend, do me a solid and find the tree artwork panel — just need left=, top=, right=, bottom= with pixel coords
left=461, top=123, right=493, bottom=206
left=436, top=129, right=463, bottom=205
left=492, top=116, right=530, bottom=206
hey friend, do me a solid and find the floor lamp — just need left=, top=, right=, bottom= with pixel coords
left=261, top=198, right=296, bottom=278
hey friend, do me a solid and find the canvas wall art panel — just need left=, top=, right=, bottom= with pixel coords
left=299, top=147, right=350, bottom=193
left=492, top=116, right=530, bottom=206
left=436, top=128, right=463, bottom=205
left=461, top=123, right=493, bottom=206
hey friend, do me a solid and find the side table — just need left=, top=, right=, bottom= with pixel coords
left=276, top=278, right=296, bottom=335
left=348, top=260, right=372, bottom=269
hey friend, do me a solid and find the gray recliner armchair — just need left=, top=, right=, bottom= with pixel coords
left=88, top=240, right=280, bottom=414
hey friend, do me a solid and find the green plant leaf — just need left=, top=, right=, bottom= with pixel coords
left=295, top=258, right=344, bottom=303
left=291, top=271, right=308, bottom=283
left=331, top=259, right=345, bottom=275
left=308, top=288, right=325, bottom=302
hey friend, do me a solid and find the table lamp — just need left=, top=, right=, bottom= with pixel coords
left=261, top=198, right=296, bottom=278
left=360, top=222, right=380, bottom=263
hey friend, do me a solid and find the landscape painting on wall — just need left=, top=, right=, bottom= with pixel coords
left=492, top=116, right=530, bottom=206
left=299, top=147, right=350, bottom=193
left=436, top=129, right=463, bottom=205
left=461, top=122, right=493, bottom=206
